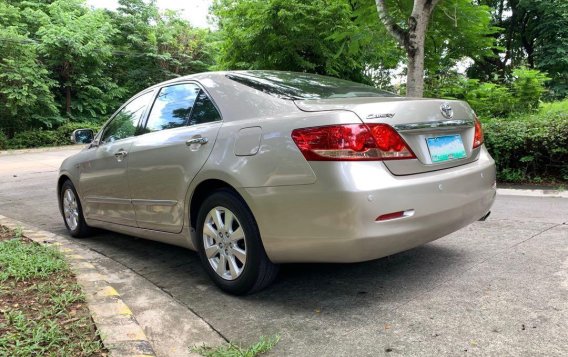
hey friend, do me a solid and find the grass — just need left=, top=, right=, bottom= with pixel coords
left=539, top=99, right=568, bottom=116
left=0, top=225, right=106, bottom=356
left=192, top=335, right=280, bottom=357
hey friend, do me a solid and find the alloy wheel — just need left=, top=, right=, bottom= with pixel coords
left=63, top=188, right=79, bottom=231
left=202, top=206, right=247, bottom=280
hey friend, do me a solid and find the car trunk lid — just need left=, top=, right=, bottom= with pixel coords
left=294, top=97, right=480, bottom=175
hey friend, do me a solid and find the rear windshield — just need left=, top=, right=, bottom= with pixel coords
left=226, top=71, right=396, bottom=100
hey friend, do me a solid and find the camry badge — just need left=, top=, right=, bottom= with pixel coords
left=366, top=113, right=395, bottom=120
left=440, top=103, right=453, bottom=119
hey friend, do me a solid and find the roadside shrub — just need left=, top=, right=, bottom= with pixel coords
left=0, top=131, right=8, bottom=150
left=428, top=69, right=549, bottom=118
left=4, top=122, right=103, bottom=149
left=429, top=76, right=515, bottom=118
left=483, top=112, right=568, bottom=183
left=7, top=130, right=59, bottom=149
left=465, top=81, right=515, bottom=118
left=511, top=67, right=550, bottom=113
left=539, top=99, right=568, bottom=116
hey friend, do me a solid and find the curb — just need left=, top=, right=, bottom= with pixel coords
left=497, top=188, right=568, bottom=199
left=0, top=144, right=84, bottom=156
left=0, top=215, right=156, bottom=357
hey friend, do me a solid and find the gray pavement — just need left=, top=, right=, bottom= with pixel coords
left=1, top=147, right=567, bottom=356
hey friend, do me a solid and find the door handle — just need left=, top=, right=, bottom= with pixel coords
left=114, top=150, right=128, bottom=161
left=186, top=137, right=208, bottom=146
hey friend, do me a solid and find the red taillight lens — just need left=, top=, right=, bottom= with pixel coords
left=473, top=116, right=484, bottom=148
left=291, top=124, right=415, bottom=161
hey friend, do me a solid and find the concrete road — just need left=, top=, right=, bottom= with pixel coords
left=1, top=147, right=567, bottom=356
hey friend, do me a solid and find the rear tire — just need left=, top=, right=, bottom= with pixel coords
left=196, top=188, right=279, bottom=295
left=60, top=180, right=92, bottom=238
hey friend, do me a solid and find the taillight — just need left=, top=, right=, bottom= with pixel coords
left=291, top=124, right=415, bottom=161
left=473, top=116, right=484, bottom=148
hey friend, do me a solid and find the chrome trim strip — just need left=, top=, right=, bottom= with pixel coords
left=85, top=197, right=178, bottom=206
left=85, top=196, right=131, bottom=204
left=131, top=199, right=178, bottom=206
left=393, top=119, right=474, bottom=132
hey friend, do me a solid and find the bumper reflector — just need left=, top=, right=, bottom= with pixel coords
left=376, top=209, right=415, bottom=222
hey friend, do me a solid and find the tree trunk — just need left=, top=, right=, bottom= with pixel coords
left=65, top=86, right=71, bottom=115
left=63, top=61, right=71, bottom=115
left=375, top=0, right=439, bottom=98
left=406, top=52, right=424, bottom=97
left=405, top=1, right=436, bottom=97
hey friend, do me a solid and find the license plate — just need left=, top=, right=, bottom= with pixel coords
left=426, top=135, right=467, bottom=163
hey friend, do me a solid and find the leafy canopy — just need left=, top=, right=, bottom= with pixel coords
left=211, top=0, right=370, bottom=82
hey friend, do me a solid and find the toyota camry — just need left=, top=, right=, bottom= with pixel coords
left=58, top=71, right=496, bottom=294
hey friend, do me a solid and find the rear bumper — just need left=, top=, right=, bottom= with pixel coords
left=244, top=146, right=496, bottom=263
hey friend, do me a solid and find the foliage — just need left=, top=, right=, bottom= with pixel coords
left=35, top=0, right=125, bottom=116
left=0, top=0, right=213, bottom=137
left=0, top=131, right=8, bottom=150
left=211, top=0, right=371, bottom=82
left=0, top=4, right=59, bottom=134
left=192, top=335, right=280, bottom=357
left=427, top=67, right=549, bottom=118
left=539, top=99, right=568, bottom=115
left=332, top=0, right=499, bottom=95
left=55, top=122, right=102, bottom=145
left=466, top=81, right=515, bottom=118
left=6, top=130, right=60, bottom=149
left=5, top=121, right=102, bottom=149
left=483, top=111, right=568, bottom=183
left=471, top=0, right=568, bottom=99
left=511, top=67, right=550, bottom=112
left=109, top=0, right=215, bottom=95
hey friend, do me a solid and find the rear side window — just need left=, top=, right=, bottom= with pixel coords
left=146, top=83, right=200, bottom=132
left=188, top=90, right=222, bottom=126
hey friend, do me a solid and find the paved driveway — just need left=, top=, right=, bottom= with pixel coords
left=1, top=147, right=567, bottom=356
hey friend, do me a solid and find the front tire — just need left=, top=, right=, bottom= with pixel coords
left=60, top=180, right=92, bottom=238
left=196, top=189, right=279, bottom=295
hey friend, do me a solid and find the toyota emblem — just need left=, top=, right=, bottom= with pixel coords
left=440, top=103, right=453, bottom=119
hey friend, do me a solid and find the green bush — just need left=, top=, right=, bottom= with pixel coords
left=54, top=122, right=102, bottom=146
left=428, top=68, right=549, bottom=118
left=539, top=99, right=568, bottom=115
left=5, top=122, right=103, bottom=149
left=7, top=130, right=59, bottom=149
left=511, top=67, right=550, bottom=113
left=0, top=131, right=8, bottom=150
left=483, top=112, right=568, bottom=183
left=465, top=81, right=515, bottom=118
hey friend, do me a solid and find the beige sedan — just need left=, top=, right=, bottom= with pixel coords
left=58, top=71, right=496, bottom=294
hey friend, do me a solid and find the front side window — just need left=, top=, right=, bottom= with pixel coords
left=145, top=83, right=200, bottom=132
left=102, top=91, right=153, bottom=143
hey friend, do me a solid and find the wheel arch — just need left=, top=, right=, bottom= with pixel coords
left=188, top=178, right=257, bottom=249
left=57, top=174, right=73, bottom=214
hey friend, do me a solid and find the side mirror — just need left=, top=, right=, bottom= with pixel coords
left=71, top=129, right=94, bottom=144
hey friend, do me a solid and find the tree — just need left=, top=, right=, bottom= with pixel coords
left=374, top=0, right=440, bottom=97
left=372, top=0, right=497, bottom=97
left=211, top=0, right=371, bottom=83
left=36, top=0, right=124, bottom=117
left=109, top=0, right=215, bottom=95
left=0, top=2, right=58, bottom=134
left=471, top=0, right=568, bottom=98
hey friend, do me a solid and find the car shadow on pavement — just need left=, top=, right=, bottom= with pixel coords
left=65, top=229, right=471, bottom=347
left=76, top=229, right=464, bottom=314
